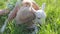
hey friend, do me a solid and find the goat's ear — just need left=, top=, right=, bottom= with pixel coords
left=41, top=3, right=46, bottom=10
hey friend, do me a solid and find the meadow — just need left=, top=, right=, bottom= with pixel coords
left=0, top=0, right=60, bottom=34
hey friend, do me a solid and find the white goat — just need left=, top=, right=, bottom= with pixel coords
left=32, top=3, right=46, bottom=34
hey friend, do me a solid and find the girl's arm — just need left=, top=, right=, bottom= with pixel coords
left=0, top=9, right=10, bottom=15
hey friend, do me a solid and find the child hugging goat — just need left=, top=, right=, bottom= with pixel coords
left=0, top=0, right=46, bottom=34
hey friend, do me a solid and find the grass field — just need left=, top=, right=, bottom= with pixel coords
left=0, top=0, right=60, bottom=34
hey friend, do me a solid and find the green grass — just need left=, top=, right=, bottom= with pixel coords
left=0, top=0, right=60, bottom=34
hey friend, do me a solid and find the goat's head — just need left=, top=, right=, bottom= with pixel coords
left=34, top=10, right=46, bottom=25
left=33, top=3, right=46, bottom=25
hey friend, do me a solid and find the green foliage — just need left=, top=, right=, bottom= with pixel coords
left=0, top=0, right=60, bottom=34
